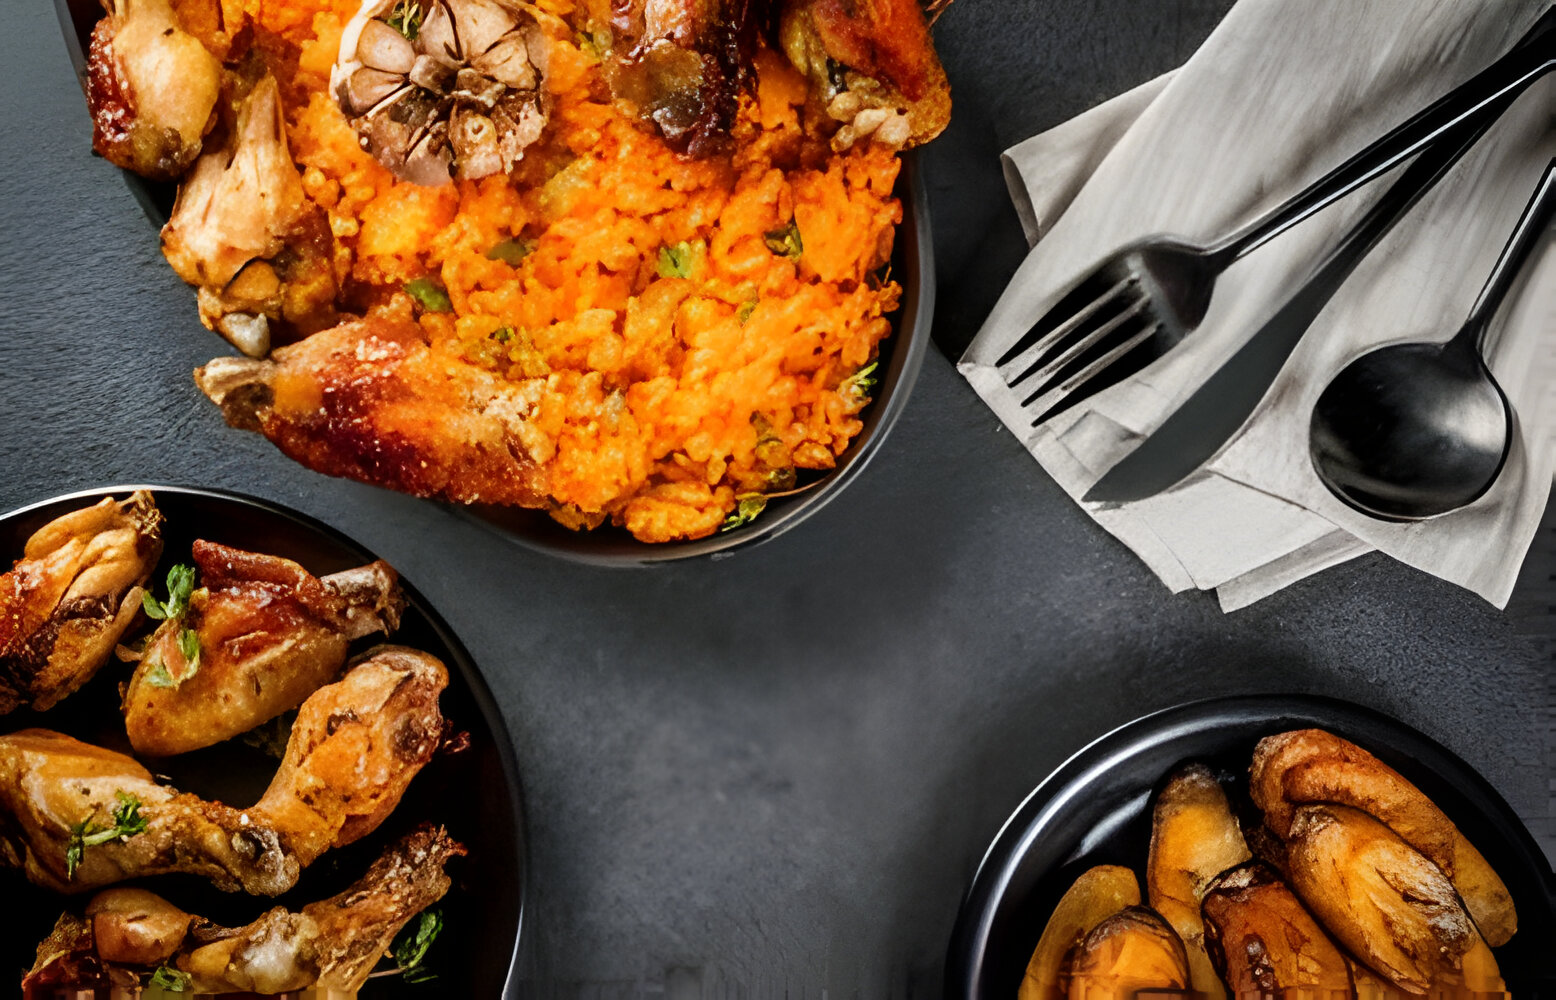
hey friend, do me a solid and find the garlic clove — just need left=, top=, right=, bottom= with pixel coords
left=418, top=0, right=460, bottom=60
left=345, top=66, right=409, bottom=114
left=471, top=35, right=535, bottom=89
left=455, top=0, right=520, bottom=58
left=357, top=18, right=417, bottom=74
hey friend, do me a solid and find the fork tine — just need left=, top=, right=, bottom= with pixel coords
left=997, top=274, right=1137, bottom=376
left=1026, top=321, right=1164, bottom=427
left=1012, top=293, right=1152, bottom=399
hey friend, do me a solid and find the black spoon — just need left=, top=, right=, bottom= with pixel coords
left=1310, top=158, right=1556, bottom=521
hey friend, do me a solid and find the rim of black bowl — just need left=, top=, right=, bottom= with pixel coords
left=946, top=693, right=1556, bottom=1000
left=1, top=483, right=530, bottom=1000
left=51, top=0, right=935, bottom=568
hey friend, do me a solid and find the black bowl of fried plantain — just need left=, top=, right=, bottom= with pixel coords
left=946, top=695, right=1556, bottom=1000
left=0, top=485, right=529, bottom=998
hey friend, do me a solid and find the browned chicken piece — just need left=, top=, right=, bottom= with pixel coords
left=162, top=73, right=338, bottom=357
left=0, top=492, right=162, bottom=715
left=195, top=315, right=550, bottom=507
left=1018, top=865, right=1140, bottom=1000
left=1284, top=804, right=1480, bottom=995
left=86, top=0, right=223, bottom=180
left=333, top=0, right=556, bottom=184
left=777, top=0, right=950, bottom=149
left=1200, top=861, right=1353, bottom=998
left=1145, top=764, right=1250, bottom=1000
left=23, top=825, right=463, bottom=997
left=124, top=540, right=404, bottom=757
left=1066, top=905, right=1189, bottom=1000
left=0, top=646, right=449, bottom=895
left=590, top=0, right=764, bottom=157
left=1250, top=728, right=1516, bottom=946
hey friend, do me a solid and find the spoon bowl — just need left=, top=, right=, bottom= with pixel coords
left=1309, top=157, right=1555, bottom=521
left=1310, top=339, right=1511, bottom=520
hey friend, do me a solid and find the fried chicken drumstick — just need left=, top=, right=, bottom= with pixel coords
left=0, top=492, right=162, bottom=715
left=23, top=824, right=463, bottom=996
left=0, top=646, right=448, bottom=895
left=124, top=540, right=404, bottom=757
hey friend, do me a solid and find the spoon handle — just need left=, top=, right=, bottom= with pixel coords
left=1210, top=6, right=1556, bottom=264
left=1461, top=158, right=1556, bottom=344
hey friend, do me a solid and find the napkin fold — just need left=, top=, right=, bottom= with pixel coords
left=960, top=0, right=1556, bottom=611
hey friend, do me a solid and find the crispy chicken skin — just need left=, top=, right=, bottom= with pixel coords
left=0, top=492, right=162, bottom=715
left=777, top=0, right=950, bottom=149
left=587, top=0, right=948, bottom=155
left=1284, top=803, right=1480, bottom=995
left=1200, top=861, right=1353, bottom=999
left=196, top=315, right=550, bottom=506
left=86, top=0, right=223, bottom=180
left=125, top=540, right=404, bottom=757
left=23, top=825, right=463, bottom=996
left=0, top=646, right=449, bottom=895
left=1145, top=764, right=1250, bottom=1000
left=1250, top=728, right=1516, bottom=946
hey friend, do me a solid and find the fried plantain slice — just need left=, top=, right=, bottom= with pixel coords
left=1018, top=865, right=1141, bottom=1000
left=1285, top=804, right=1477, bottom=995
left=1249, top=729, right=1515, bottom=946
left=1146, top=764, right=1250, bottom=1000
left=1066, top=905, right=1189, bottom=1000
left=1201, top=861, right=1353, bottom=998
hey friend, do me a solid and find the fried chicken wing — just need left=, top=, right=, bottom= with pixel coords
left=0, top=646, right=449, bottom=895
left=162, top=73, right=339, bottom=357
left=86, top=0, right=223, bottom=180
left=0, top=492, right=162, bottom=715
left=23, top=824, right=463, bottom=996
left=778, top=0, right=950, bottom=149
left=124, top=540, right=404, bottom=757
left=592, top=0, right=763, bottom=157
left=1250, top=729, right=1516, bottom=946
left=1200, top=861, right=1353, bottom=999
left=196, top=315, right=549, bottom=507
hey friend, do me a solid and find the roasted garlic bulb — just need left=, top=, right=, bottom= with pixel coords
left=333, top=0, right=552, bottom=185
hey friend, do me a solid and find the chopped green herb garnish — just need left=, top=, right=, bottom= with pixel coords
left=656, top=240, right=703, bottom=280
left=841, top=360, right=879, bottom=403
left=577, top=27, right=611, bottom=59
left=386, top=0, right=422, bottom=40
left=392, top=908, right=444, bottom=983
left=721, top=495, right=767, bottom=532
left=490, top=326, right=514, bottom=343
left=763, top=220, right=803, bottom=259
left=148, top=964, right=191, bottom=992
left=142, top=563, right=195, bottom=621
left=485, top=237, right=536, bottom=266
left=737, top=300, right=757, bottom=324
left=405, top=276, right=452, bottom=313
left=66, top=791, right=149, bottom=880
left=177, top=628, right=202, bottom=677
left=143, top=659, right=176, bottom=689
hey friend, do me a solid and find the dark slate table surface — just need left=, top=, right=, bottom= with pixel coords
left=2, top=1, right=1553, bottom=995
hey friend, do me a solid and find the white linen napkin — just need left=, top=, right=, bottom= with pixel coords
left=959, top=0, right=1556, bottom=611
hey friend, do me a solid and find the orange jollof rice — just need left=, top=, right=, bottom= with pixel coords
left=239, top=0, right=903, bottom=542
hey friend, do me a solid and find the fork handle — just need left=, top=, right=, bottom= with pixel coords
left=1209, top=6, right=1556, bottom=264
